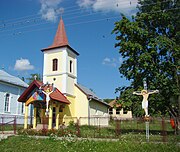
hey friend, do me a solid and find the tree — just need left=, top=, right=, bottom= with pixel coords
left=112, top=0, right=180, bottom=132
left=103, top=99, right=114, bottom=104
left=26, top=73, right=42, bottom=85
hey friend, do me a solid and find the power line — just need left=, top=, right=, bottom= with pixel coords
left=1, top=3, right=178, bottom=34
left=0, top=1, right=133, bottom=26
left=1, top=6, right=179, bottom=38
left=0, top=6, right=179, bottom=37
left=0, top=16, right=120, bottom=38
left=0, top=0, right=173, bottom=27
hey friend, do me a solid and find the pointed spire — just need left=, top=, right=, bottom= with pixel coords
left=49, top=17, right=68, bottom=48
left=41, top=17, right=79, bottom=55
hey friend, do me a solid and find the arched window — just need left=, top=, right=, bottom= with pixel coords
left=21, top=103, right=24, bottom=114
left=4, top=93, right=10, bottom=112
left=70, top=60, right=73, bottom=73
left=52, top=58, right=58, bottom=71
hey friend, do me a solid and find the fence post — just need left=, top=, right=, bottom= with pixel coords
left=0, top=117, right=1, bottom=134
left=115, top=119, right=120, bottom=137
left=14, top=116, right=16, bottom=134
left=161, top=117, right=167, bottom=142
left=2, top=117, right=4, bottom=134
left=76, top=118, right=80, bottom=137
left=98, top=118, right=101, bottom=137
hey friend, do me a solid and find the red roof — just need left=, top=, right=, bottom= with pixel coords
left=18, top=80, right=70, bottom=104
left=41, top=18, right=79, bottom=56
left=42, top=17, right=68, bottom=50
left=109, top=99, right=122, bottom=108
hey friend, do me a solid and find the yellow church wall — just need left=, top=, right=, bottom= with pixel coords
left=62, top=95, right=76, bottom=125
left=66, top=76, right=75, bottom=96
left=74, top=85, right=89, bottom=125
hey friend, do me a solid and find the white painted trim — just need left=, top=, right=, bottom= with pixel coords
left=43, top=47, right=67, bottom=54
left=43, top=72, right=77, bottom=78
left=63, top=93, right=76, bottom=98
left=0, top=113, right=25, bottom=116
left=63, top=50, right=68, bottom=73
left=43, top=53, right=47, bottom=82
left=3, top=92, right=11, bottom=113
left=16, top=88, right=21, bottom=114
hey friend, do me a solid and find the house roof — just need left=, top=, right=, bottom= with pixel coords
left=41, top=17, right=79, bottom=56
left=109, top=99, right=122, bottom=108
left=18, top=80, right=70, bottom=104
left=0, top=70, right=28, bottom=88
left=75, top=84, right=109, bottom=107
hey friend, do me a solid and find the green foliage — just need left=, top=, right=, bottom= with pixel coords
left=103, top=99, right=114, bottom=103
left=26, top=73, right=42, bottom=84
left=112, top=0, right=180, bottom=117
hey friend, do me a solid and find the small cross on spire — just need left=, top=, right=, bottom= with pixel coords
left=34, top=75, right=37, bottom=80
left=59, top=7, right=64, bottom=18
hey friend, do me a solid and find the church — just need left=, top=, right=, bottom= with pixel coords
left=0, top=69, right=29, bottom=124
left=18, top=17, right=109, bottom=129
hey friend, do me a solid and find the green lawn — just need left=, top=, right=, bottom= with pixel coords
left=0, top=136, right=179, bottom=152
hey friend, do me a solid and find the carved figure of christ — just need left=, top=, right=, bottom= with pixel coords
left=133, top=89, right=159, bottom=117
left=42, top=88, right=53, bottom=116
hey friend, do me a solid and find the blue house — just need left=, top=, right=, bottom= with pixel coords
left=0, top=70, right=28, bottom=119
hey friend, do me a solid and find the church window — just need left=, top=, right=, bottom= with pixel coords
left=21, top=103, right=24, bottom=114
left=4, top=93, right=10, bottom=112
left=70, top=60, right=73, bottom=73
left=52, top=58, right=58, bottom=71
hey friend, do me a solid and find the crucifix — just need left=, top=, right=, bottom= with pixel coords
left=133, top=79, right=159, bottom=117
left=39, top=83, right=55, bottom=116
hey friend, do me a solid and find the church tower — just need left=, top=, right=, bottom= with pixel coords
left=41, top=18, right=79, bottom=97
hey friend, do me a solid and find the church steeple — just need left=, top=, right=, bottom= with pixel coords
left=42, top=17, right=79, bottom=96
left=42, top=17, right=69, bottom=50
left=51, top=17, right=68, bottom=48
left=42, top=17, right=79, bottom=55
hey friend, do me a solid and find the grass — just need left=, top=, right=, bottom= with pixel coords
left=0, top=136, right=179, bottom=152
left=0, top=124, right=23, bottom=131
left=15, top=119, right=178, bottom=143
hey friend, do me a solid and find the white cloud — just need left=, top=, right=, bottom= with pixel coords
left=39, top=0, right=63, bottom=22
left=102, top=57, right=122, bottom=67
left=14, top=58, right=34, bottom=71
left=77, top=0, right=138, bottom=16
left=77, top=0, right=94, bottom=8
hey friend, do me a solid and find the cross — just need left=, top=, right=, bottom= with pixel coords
left=34, top=75, right=37, bottom=80
left=39, top=82, right=56, bottom=117
left=133, top=79, right=159, bottom=117
left=59, top=7, right=64, bottom=18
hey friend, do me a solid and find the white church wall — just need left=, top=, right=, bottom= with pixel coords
left=0, top=81, right=30, bottom=124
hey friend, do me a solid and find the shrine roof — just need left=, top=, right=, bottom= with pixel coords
left=18, top=80, right=70, bottom=104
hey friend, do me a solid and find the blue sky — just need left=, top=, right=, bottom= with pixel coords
left=0, top=0, right=138, bottom=99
